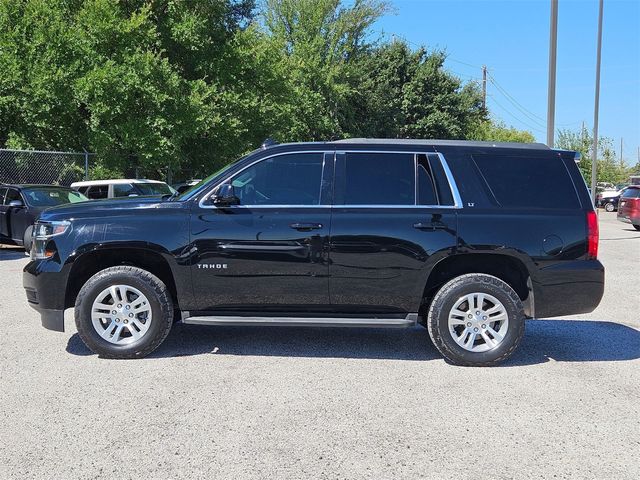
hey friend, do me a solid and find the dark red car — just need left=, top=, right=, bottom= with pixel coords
left=617, top=185, right=640, bottom=230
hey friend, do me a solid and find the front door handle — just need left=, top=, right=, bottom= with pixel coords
left=290, top=222, right=323, bottom=231
left=413, top=222, right=447, bottom=231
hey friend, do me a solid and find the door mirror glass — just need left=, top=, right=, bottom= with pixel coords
left=9, top=199, right=24, bottom=208
left=213, top=184, right=239, bottom=206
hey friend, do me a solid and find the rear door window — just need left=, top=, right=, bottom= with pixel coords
left=340, top=152, right=415, bottom=205
left=472, top=154, right=580, bottom=209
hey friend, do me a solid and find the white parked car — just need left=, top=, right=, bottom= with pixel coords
left=70, top=179, right=176, bottom=200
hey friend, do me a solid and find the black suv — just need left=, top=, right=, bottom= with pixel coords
left=23, top=139, right=604, bottom=366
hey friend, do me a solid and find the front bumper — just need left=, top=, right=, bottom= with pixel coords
left=23, top=259, right=68, bottom=332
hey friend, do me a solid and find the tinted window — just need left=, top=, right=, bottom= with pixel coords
left=113, top=183, right=137, bottom=197
left=416, top=155, right=437, bottom=205
left=230, top=153, right=324, bottom=205
left=86, top=185, right=108, bottom=199
left=0, top=188, right=7, bottom=204
left=472, top=154, right=579, bottom=209
left=5, top=189, right=21, bottom=204
left=426, top=154, right=455, bottom=206
left=343, top=153, right=415, bottom=205
left=621, top=188, right=640, bottom=198
left=22, top=188, right=88, bottom=206
left=135, top=182, right=172, bottom=196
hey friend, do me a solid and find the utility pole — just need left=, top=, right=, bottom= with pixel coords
left=547, top=0, right=559, bottom=147
left=620, top=138, right=623, bottom=164
left=591, top=0, right=604, bottom=205
left=482, top=66, right=487, bottom=110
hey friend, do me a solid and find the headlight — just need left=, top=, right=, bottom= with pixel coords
left=31, top=220, right=71, bottom=260
left=33, top=220, right=71, bottom=239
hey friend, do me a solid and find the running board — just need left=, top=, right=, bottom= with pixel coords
left=182, top=313, right=418, bottom=328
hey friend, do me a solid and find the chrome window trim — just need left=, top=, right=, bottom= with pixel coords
left=198, top=149, right=463, bottom=210
left=435, top=152, right=464, bottom=208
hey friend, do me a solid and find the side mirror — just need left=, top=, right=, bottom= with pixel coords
left=9, top=200, right=24, bottom=208
left=213, top=184, right=239, bottom=206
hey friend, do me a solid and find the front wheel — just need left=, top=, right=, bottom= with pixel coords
left=74, top=266, right=174, bottom=359
left=634, top=224, right=640, bottom=231
left=427, top=274, right=525, bottom=366
left=604, top=202, right=615, bottom=212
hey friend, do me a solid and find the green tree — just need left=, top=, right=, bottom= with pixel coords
left=262, top=0, right=389, bottom=139
left=468, top=120, right=535, bottom=143
left=556, top=126, right=629, bottom=184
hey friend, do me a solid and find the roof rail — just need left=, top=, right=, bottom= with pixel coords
left=261, top=138, right=278, bottom=149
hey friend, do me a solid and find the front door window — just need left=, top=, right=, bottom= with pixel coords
left=229, top=153, right=324, bottom=206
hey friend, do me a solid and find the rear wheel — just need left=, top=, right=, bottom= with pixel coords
left=427, top=274, right=525, bottom=366
left=634, top=224, right=640, bottom=231
left=74, top=266, right=173, bottom=359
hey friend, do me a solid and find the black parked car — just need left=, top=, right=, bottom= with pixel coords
left=596, top=189, right=624, bottom=212
left=23, top=139, right=604, bottom=366
left=0, top=184, right=88, bottom=250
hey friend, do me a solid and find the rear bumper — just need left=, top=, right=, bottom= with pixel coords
left=617, top=213, right=639, bottom=224
left=532, top=260, right=605, bottom=318
left=23, top=259, right=68, bottom=332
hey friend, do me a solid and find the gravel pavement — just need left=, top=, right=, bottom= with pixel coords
left=0, top=211, right=638, bottom=480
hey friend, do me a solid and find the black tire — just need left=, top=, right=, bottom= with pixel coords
left=74, top=266, right=174, bottom=359
left=427, top=273, right=525, bottom=367
left=23, top=225, right=33, bottom=253
left=634, top=224, right=640, bottom=231
left=604, top=202, right=615, bottom=212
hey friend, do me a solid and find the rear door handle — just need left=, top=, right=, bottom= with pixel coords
left=289, top=222, right=323, bottom=231
left=413, top=222, right=447, bottom=231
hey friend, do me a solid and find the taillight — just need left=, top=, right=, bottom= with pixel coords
left=586, top=210, right=599, bottom=259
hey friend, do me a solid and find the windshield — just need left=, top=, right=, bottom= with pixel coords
left=175, top=153, right=255, bottom=201
left=134, top=182, right=173, bottom=196
left=23, top=187, right=88, bottom=207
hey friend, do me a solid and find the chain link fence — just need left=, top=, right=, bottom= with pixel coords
left=0, top=148, right=205, bottom=187
left=0, top=149, right=93, bottom=186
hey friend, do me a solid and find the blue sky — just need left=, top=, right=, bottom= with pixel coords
left=374, top=0, right=640, bottom=164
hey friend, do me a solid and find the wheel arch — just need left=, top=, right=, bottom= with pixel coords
left=421, top=253, right=535, bottom=318
left=64, top=246, right=180, bottom=310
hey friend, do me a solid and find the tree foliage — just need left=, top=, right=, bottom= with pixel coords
left=556, top=126, right=633, bottom=185
left=0, top=0, right=534, bottom=179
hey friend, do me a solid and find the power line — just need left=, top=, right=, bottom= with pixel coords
left=486, top=94, right=546, bottom=134
left=488, top=72, right=581, bottom=128
left=487, top=73, right=547, bottom=127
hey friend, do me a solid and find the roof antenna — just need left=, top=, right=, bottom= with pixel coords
left=261, top=138, right=278, bottom=149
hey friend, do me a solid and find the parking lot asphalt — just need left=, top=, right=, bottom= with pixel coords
left=0, top=211, right=638, bottom=480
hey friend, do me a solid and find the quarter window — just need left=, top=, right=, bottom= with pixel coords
left=229, top=153, right=324, bottom=205
left=472, top=154, right=580, bottom=209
